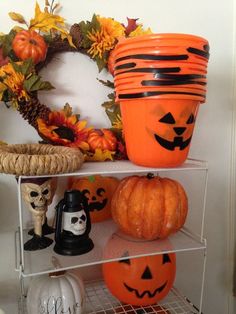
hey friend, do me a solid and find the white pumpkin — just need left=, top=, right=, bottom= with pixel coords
left=26, top=271, right=85, bottom=314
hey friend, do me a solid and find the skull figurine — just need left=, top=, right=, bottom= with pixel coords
left=21, top=177, right=57, bottom=251
left=63, top=210, right=87, bottom=236
left=22, top=180, right=54, bottom=217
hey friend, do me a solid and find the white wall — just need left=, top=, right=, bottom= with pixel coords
left=0, top=0, right=235, bottom=313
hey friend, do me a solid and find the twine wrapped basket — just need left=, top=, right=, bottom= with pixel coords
left=0, top=144, right=84, bottom=176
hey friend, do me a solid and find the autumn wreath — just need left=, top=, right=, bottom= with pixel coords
left=0, top=1, right=152, bottom=161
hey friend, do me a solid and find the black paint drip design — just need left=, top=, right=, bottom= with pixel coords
left=115, top=54, right=189, bottom=63
left=141, top=80, right=206, bottom=86
left=114, top=49, right=208, bottom=100
left=187, top=47, right=210, bottom=59
left=118, top=91, right=205, bottom=99
left=114, top=67, right=182, bottom=75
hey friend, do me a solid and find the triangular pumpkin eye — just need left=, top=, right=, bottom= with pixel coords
left=96, top=188, right=105, bottom=196
left=186, top=113, right=195, bottom=124
left=159, top=112, right=175, bottom=124
left=162, top=253, right=171, bottom=264
left=119, top=251, right=131, bottom=265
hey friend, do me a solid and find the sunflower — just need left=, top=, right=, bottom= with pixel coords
left=37, top=110, right=92, bottom=150
left=87, top=15, right=125, bottom=59
left=0, top=62, right=29, bottom=106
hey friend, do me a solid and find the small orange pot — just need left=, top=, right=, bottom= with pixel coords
left=120, top=97, right=200, bottom=167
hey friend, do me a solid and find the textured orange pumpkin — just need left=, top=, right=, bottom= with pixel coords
left=111, top=174, right=188, bottom=240
left=12, top=30, right=47, bottom=64
left=68, top=175, right=120, bottom=223
left=102, top=234, right=176, bottom=306
left=87, top=129, right=117, bottom=152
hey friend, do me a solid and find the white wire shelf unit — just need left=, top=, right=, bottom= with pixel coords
left=19, top=280, right=201, bottom=314
left=16, top=158, right=208, bottom=314
left=16, top=158, right=208, bottom=277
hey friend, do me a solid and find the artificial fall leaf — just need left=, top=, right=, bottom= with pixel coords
left=30, top=2, right=75, bottom=48
left=23, top=74, right=54, bottom=92
left=0, top=82, right=7, bottom=100
left=60, top=32, right=76, bottom=49
left=79, top=15, right=101, bottom=49
left=1, top=30, right=17, bottom=57
left=63, top=103, right=73, bottom=117
left=8, top=12, right=27, bottom=25
left=11, top=59, right=34, bottom=76
left=30, top=2, right=65, bottom=34
left=97, top=79, right=114, bottom=89
left=45, top=0, right=50, bottom=6
left=12, top=26, right=25, bottom=33
left=101, top=92, right=122, bottom=128
left=123, top=17, right=139, bottom=36
left=85, top=148, right=115, bottom=161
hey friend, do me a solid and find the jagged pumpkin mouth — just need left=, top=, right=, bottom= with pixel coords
left=123, top=281, right=167, bottom=299
left=154, top=133, right=192, bottom=151
left=88, top=198, right=108, bottom=211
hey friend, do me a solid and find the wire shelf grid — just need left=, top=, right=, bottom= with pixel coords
left=19, top=280, right=200, bottom=314
left=84, top=280, right=199, bottom=314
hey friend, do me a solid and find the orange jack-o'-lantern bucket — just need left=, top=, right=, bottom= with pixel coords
left=120, top=97, right=200, bottom=167
left=102, top=232, right=176, bottom=306
left=109, top=33, right=209, bottom=167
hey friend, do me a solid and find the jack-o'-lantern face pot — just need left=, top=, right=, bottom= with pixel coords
left=103, top=252, right=176, bottom=306
left=120, top=97, right=200, bottom=167
left=102, top=232, right=176, bottom=306
left=68, top=175, right=119, bottom=223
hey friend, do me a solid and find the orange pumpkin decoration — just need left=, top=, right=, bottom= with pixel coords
left=12, top=30, right=47, bottom=64
left=87, top=129, right=117, bottom=152
left=103, top=235, right=176, bottom=306
left=111, top=174, right=188, bottom=240
left=68, top=175, right=119, bottom=223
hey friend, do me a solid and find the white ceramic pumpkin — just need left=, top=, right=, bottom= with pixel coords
left=26, top=271, right=85, bottom=314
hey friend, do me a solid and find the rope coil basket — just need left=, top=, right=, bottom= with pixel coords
left=0, top=144, right=84, bottom=176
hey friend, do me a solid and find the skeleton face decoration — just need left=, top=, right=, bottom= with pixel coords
left=21, top=178, right=56, bottom=215
left=63, top=210, right=87, bottom=236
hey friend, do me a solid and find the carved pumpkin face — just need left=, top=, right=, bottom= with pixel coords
left=103, top=253, right=176, bottom=306
left=147, top=101, right=199, bottom=151
left=68, top=175, right=119, bottom=223
left=102, top=233, right=176, bottom=306
left=120, top=98, right=200, bottom=167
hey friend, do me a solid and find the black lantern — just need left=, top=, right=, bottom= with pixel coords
left=54, top=189, right=94, bottom=256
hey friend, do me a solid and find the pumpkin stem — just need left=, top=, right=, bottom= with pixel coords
left=95, top=129, right=104, bottom=136
left=146, top=173, right=155, bottom=179
left=49, top=270, right=66, bottom=277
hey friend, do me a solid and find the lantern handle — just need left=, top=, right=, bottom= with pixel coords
left=54, top=198, right=65, bottom=244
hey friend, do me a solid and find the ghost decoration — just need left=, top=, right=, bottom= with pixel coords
left=21, top=177, right=57, bottom=251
